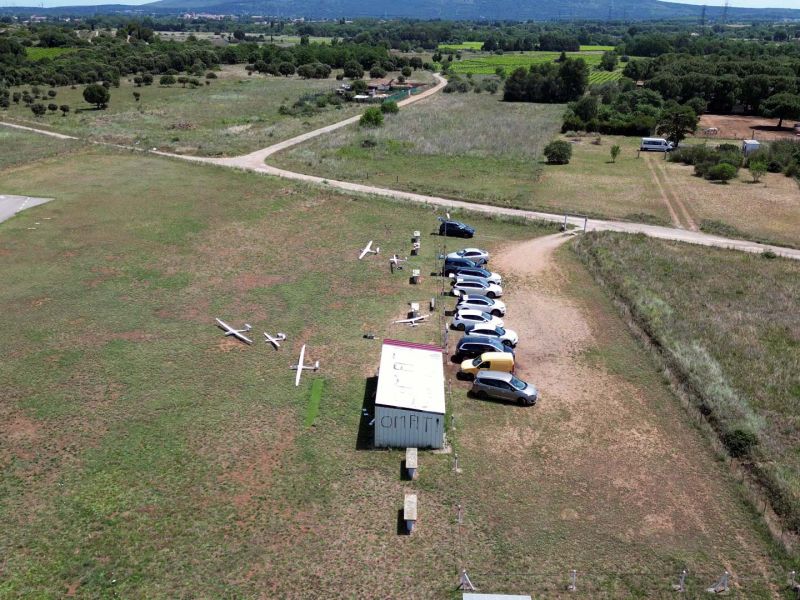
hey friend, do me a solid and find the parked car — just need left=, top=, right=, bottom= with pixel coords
left=443, top=256, right=480, bottom=276
left=447, top=247, right=490, bottom=264
left=439, top=220, right=475, bottom=238
left=459, top=352, right=515, bottom=379
left=454, top=336, right=512, bottom=361
left=452, top=278, right=503, bottom=298
left=451, top=309, right=504, bottom=331
left=450, top=266, right=501, bottom=285
left=456, top=294, right=506, bottom=317
left=472, top=371, right=538, bottom=406
left=467, top=324, right=518, bottom=347
left=639, top=137, right=674, bottom=152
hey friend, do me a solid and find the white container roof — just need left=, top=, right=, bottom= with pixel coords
left=376, top=339, right=445, bottom=415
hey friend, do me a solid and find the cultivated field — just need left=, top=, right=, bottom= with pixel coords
left=270, top=91, right=565, bottom=208
left=0, top=127, right=79, bottom=170
left=1, top=66, right=369, bottom=156
left=446, top=51, right=624, bottom=83
left=24, top=47, right=76, bottom=60
left=575, top=232, right=800, bottom=544
left=437, top=42, right=616, bottom=52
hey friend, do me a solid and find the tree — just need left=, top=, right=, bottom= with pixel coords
left=572, top=95, right=598, bottom=122
left=401, top=66, right=412, bottom=77
left=159, top=74, right=176, bottom=86
left=133, top=76, right=143, bottom=87
left=762, top=93, right=800, bottom=128
left=600, top=51, right=618, bottom=72
left=232, top=30, right=245, bottom=41
left=707, top=162, right=737, bottom=182
left=749, top=160, right=767, bottom=183
left=206, top=72, right=217, bottom=79
left=30, top=103, right=47, bottom=117
left=47, top=103, right=58, bottom=113
left=142, top=74, right=153, bottom=86
left=83, top=84, right=110, bottom=109
left=359, top=106, right=384, bottom=128
left=380, top=101, right=399, bottom=114
left=177, top=76, right=189, bottom=88
left=610, top=144, right=621, bottom=163
left=47, top=89, right=57, bottom=98
left=369, top=65, right=386, bottom=79
left=343, top=60, right=364, bottom=79
left=12, top=92, right=20, bottom=104
left=133, top=91, right=141, bottom=102
left=278, top=62, right=295, bottom=77
left=544, top=140, right=572, bottom=164
left=656, top=102, right=698, bottom=145
left=59, top=104, right=70, bottom=116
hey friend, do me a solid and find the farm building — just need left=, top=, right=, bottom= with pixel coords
left=374, top=339, right=445, bottom=449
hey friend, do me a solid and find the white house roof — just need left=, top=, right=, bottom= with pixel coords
left=376, top=339, right=445, bottom=415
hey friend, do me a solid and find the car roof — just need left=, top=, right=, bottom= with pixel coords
left=456, top=277, right=490, bottom=285
left=459, top=336, right=504, bottom=347
left=475, top=370, right=514, bottom=382
left=459, top=294, right=493, bottom=303
left=475, top=352, right=513, bottom=361
left=470, top=324, right=501, bottom=332
left=456, top=308, right=490, bottom=317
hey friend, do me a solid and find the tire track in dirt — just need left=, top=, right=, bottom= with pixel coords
left=645, top=154, right=698, bottom=231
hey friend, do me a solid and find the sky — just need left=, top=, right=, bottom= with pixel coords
left=6, top=0, right=800, bottom=12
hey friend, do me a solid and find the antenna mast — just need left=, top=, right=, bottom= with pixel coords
left=722, top=0, right=729, bottom=25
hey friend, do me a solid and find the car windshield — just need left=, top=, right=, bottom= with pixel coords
left=471, top=357, right=483, bottom=367
left=509, top=375, right=527, bottom=390
left=496, top=327, right=505, bottom=335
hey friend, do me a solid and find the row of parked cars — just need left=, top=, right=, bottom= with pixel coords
left=440, top=235, right=539, bottom=407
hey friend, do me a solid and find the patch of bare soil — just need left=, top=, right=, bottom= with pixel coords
left=696, top=114, right=799, bottom=141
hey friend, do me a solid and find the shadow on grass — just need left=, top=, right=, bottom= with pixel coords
left=356, top=376, right=377, bottom=450
left=396, top=509, right=410, bottom=536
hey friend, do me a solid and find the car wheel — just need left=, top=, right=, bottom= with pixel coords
left=503, top=340, right=514, bottom=348
left=491, top=309, right=503, bottom=317
left=457, top=323, right=466, bottom=331
left=486, top=292, right=496, bottom=299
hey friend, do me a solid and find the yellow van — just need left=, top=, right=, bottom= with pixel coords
left=459, top=352, right=515, bottom=378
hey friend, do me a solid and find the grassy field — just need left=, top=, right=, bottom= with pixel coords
left=0, top=127, right=79, bottom=171
left=271, top=91, right=565, bottom=208
left=1, top=65, right=369, bottom=156
left=2, top=134, right=795, bottom=595
left=24, top=47, right=76, bottom=60
left=574, top=232, right=800, bottom=538
left=0, top=145, right=564, bottom=597
left=437, top=43, right=616, bottom=52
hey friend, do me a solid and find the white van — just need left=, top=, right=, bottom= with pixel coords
left=640, top=137, right=674, bottom=152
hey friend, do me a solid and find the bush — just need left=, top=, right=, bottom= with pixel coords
left=749, top=160, right=767, bottom=182
left=159, top=74, right=176, bottom=86
left=205, top=72, right=217, bottom=79
left=722, top=428, right=759, bottom=458
left=707, top=162, right=737, bottom=182
left=359, top=106, right=384, bottom=128
left=369, top=65, right=386, bottom=79
left=380, top=101, right=399, bottom=114
left=544, top=140, right=573, bottom=165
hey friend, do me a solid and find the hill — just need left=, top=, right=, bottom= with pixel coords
left=4, top=0, right=800, bottom=20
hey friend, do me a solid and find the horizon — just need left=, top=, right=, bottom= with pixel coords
left=2, top=0, right=800, bottom=11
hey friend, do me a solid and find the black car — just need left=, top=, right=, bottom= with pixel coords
left=453, top=335, right=513, bottom=362
left=439, top=220, right=475, bottom=238
left=443, top=256, right=480, bottom=275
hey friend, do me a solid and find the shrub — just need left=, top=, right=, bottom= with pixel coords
left=359, top=106, right=384, bottom=128
left=369, top=65, right=386, bottom=79
left=610, top=144, right=621, bottom=163
left=722, top=428, right=759, bottom=459
left=544, top=140, right=573, bottom=165
left=748, top=160, right=767, bottom=183
left=205, top=72, right=217, bottom=79
left=707, top=162, right=737, bottom=182
left=380, top=101, right=399, bottom=114
left=160, top=74, right=176, bottom=86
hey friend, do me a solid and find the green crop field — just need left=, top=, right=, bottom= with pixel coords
left=24, top=47, right=76, bottom=60
left=447, top=50, right=622, bottom=76
left=580, top=44, right=616, bottom=51
left=438, top=41, right=484, bottom=51
left=588, top=69, right=623, bottom=84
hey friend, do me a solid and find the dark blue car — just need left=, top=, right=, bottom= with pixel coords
left=439, top=220, right=475, bottom=238
left=443, top=256, right=480, bottom=275
left=454, top=335, right=514, bottom=361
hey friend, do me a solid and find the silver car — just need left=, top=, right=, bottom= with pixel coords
left=472, top=371, right=538, bottom=406
left=447, top=247, right=490, bottom=263
left=452, top=278, right=503, bottom=299
left=456, top=294, right=506, bottom=317
left=451, top=308, right=504, bottom=331
left=468, top=324, right=518, bottom=347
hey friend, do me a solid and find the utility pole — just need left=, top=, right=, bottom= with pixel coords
left=722, top=0, right=730, bottom=25
left=700, top=4, right=706, bottom=30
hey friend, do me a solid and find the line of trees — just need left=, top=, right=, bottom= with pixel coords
left=503, top=58, right=588, bottom=103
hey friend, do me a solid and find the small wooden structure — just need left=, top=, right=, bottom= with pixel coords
left=404, top=493, right=418, bottom=533
left=409, top=302, right=420, bottom=319
left=405, top=447, right=418, bottom=480
left=411, top=269, right=421, bottom=284
left=412, top=230, right=421, bottom=255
